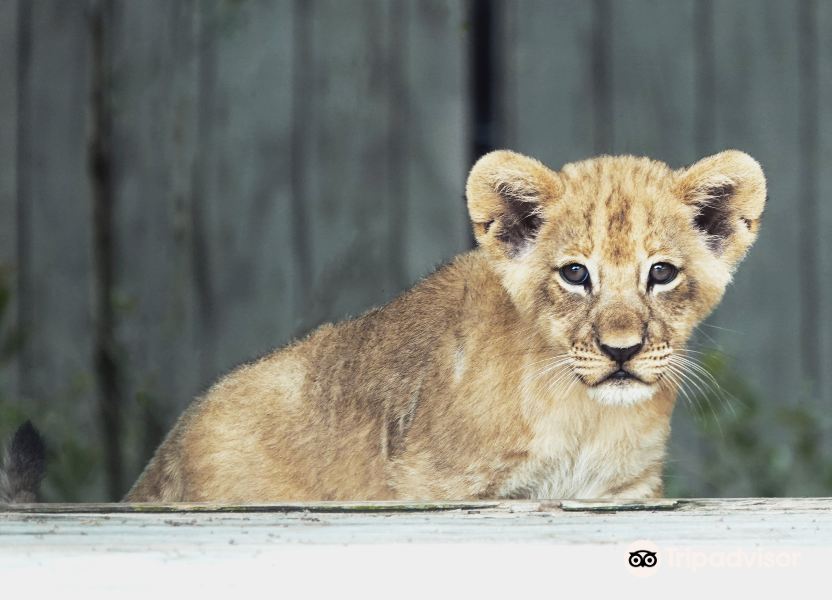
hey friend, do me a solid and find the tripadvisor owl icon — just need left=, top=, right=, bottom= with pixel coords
left=629, top=550, right=658, bottom=568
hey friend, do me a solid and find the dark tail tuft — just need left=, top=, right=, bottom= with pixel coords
left=0, top=421, right=46, bottom=503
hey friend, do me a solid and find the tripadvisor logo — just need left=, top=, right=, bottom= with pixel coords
left=625, top=540, right=660, bottom=577
left=628, top=549, right=658, bottom=568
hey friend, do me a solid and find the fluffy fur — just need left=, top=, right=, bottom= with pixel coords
left=0, top=421, right=46, bottom=503
left=127, top=149, right=766, bottom=502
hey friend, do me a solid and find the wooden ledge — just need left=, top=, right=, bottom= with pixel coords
left=3, top=497, right=828, bottom=594
left=2, top=497, right=830, bottom=514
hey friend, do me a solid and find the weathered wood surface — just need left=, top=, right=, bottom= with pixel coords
left=1, top=499, right=830, bottom=549
left=707, top=0, right=803, bottom=417
left=816, top=1, right=832, bottom=454
left=499, top=0, right=596, bottom=165
left=0, top=0, right=470, bottom=501
left=10, top=2, right=103, bottom=501
left=0, top=0, right=19, bottom=402
left=3, top=500, right=827, bottom=597
left=108, top=0, right=204, bottom=480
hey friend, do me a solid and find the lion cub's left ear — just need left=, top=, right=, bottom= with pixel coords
left=675, top=150, right=766, bottom=270
left=466, top=150, right=563, bottom=258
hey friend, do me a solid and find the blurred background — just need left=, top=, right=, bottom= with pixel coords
left=0, top=0, right=830, bottom=501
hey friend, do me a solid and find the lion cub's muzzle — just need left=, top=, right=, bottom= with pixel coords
left=570, top=337, right=673, bottom=386
left=571, top=338, right=672, bottom=406
left=598, top=341, right=644, bottom=382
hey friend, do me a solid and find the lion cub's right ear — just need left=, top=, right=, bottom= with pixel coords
left=466, top=150, right=563, bottom=258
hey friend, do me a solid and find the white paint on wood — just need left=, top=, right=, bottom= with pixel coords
left=2, top=500, right=827, bottom=600
left=1, top=498, right=830, bottom=547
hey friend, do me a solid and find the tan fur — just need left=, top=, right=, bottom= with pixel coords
left=127, top=150, right=766, bottom=502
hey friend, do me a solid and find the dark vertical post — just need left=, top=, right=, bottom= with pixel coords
left=470, top=0, right=500, bottom=161
left=468, top=0, right=500, bottom=249
left=89, top=0, right=123, bottom=500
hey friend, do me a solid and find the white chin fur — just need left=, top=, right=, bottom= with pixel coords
left=587, top=381, right=656, bottom=406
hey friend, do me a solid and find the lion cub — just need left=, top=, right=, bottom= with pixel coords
left=127, top=149, right=765, bottom=502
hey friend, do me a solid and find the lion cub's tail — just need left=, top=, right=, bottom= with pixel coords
left=0, top=421, right=46, bottom=503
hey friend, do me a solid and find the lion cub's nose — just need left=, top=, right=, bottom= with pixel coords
left=599, top=342, right=643, bottom=365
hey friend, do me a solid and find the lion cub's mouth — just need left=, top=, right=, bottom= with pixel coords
left=587, top=371, right=656, bottom=406
left=599, top=368, right=646, bottom=385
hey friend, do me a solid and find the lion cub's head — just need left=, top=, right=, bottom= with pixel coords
left=466, top=150, right=766, bottom=406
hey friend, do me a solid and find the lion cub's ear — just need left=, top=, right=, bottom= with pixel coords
left=675, top=150, right=767, bottom=270
left=466, top=150, right=562, bottom=258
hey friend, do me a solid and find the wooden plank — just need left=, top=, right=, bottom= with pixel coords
left=107, top=1, right=203, bottom=490
left=109, top=0, right=472, bottom=496
left=703, top=0, right=803, bottom=493
left=707, top=0, right=802, bottom=403
left=0, top=0, right=19, bottom=412
left=297, top=0, right=398, bottom=330
left=18, top=2, right=101, bottom=501
left=2, top=499, right=828, bottom=593
left=0, top=498, right=830, bottom=543
left=499, top=0, right=596, bottom=168
left=816, top=1, right=832, bottom=413
left=0, top=500, right=500, bottom=513
left=608, top=0, right=697, bottom=166
left=189, top=0, right=297, bottom=382
left=2, top=497, right=832, bottom=514
left=400, top=0, right=471, bottom=284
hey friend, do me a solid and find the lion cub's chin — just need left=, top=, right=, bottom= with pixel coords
left=586, top=380, right=657, bottom=407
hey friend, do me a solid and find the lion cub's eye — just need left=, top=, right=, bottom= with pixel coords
left=648, top=262, right=678, bottom=287
left=560, top=263, right=590, bottom=287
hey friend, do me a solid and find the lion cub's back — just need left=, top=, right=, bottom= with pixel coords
left=126, top=252, right=488, bottom=502
left=129, top=327, right=396, bottom=501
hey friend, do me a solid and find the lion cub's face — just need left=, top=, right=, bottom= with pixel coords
left=467, top=150, right=766, bottom=406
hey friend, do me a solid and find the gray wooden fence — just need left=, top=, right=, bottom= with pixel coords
left=0, top=0, right=830, bottom=501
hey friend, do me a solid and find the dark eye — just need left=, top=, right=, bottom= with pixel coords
left=648, top=262, right=678, bottom=287
left=560, top=263, right=590, bottom=287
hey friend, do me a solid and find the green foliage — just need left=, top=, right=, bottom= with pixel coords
left=665, top=350, right=832, bottom=497
left=41, top=433, right=101, bottom=502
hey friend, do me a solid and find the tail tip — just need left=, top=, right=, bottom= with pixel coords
left=1, top=420, right=46, bottom=503
left=11, top=420, right=46, bottom=475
